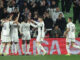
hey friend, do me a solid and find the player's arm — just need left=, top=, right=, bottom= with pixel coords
left=8, top=14, right=13, bottom=21
left=0, top=19, right=5, bottom=26
left=64, top=28, right=70, bottom=37
left=30, top=23, right=37, bottom=28
left=13, top=13, right=20, bottom=24
left=19, top=23, right=23, bottom=35
left=31, top=20, right=39, bottom=25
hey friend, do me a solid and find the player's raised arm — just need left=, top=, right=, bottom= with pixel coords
left=16, top=13, right=20, bottom=21
left=8, top=14, right=13, bottom=21
left=14, top=13, right=20, bottom=23
left=19, top=23, right=23, bottom=35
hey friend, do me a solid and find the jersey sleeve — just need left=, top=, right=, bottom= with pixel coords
left=67, top=24, right=70, bottom=29
left=30, top=23, right=37, bottom=28
left=33, top=21, right=39, bottom=25
left=10, top=21, right=14, bottom=25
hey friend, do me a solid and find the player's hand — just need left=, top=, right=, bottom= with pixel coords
left=18, top=13, right=20, bottom=15
left=63, top=32, right=67, bottom=38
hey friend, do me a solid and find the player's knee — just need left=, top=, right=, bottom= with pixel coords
left=36, top=42, right=40, bottom=45
left=10, top=42, right=12, bottom=45
left=2, top=43, right=6, bottom=46
left=71, top=42, right=75, bottom=47
left=14, top=42, right=18, bottom=44
left=27, top=40, right=30, bottom=44
left=22, top=40, right=25, bottom=44
left=66, top=42, right=69, bottom=45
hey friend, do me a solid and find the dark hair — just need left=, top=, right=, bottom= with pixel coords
left=38, top=16, right=43, bottom=20
left=68, top=17, right=72, bottom=21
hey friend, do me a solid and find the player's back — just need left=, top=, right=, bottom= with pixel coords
left=21, top=22, right=30, bottom=32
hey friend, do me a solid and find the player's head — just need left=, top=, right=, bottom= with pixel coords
left=38, top=17, right=43, bottom=22
left=7, top=13, right=13, bottom=21
left=68, top=17, right=72, bottom=23
left=27, top=19, right=31, bottom=23
left=6, top=15, right=10, bottom=20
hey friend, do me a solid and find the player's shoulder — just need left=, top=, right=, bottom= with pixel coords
left=70, top=22, right=75, bottom=26
left=42, top=21, right=45, bottom=24
left=21, top=22, right=25, bottom=24
left=67, top=22, right=74, bottom=25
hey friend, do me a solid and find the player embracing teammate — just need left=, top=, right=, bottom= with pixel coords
left=20, top=17, right=47, bottom=55
left=31, top=17, right=47, bottom=55
left=0, top=13, right=19, bottom=56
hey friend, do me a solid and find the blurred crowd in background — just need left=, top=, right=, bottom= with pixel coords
left=0, top=0, right=80, bottom=38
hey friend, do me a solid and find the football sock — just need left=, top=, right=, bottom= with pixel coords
left=39, top=44, right=46, bottom=53
left=15, top=44, right=18, bottom=54
left=5, top=44, right=10, bottom=54
left=11, top=43, right=14, bottom=53
left=27, top=44, right=30, bottom=53
left=66, top=45, right=70, bottom=54
left=0, top=44, right=5, bottom=54
left=37, top=44, right=40, bottom=54
left=22, top=44, right=25, bottom=54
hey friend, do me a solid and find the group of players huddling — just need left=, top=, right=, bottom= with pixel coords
left=0, top=13, right=80, bottom=56
left=0, top=13, right=46, bottom=56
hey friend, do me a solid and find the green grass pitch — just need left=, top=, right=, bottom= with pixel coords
left=0, top=55, right=80, bottom=60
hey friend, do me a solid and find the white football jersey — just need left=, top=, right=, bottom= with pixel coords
left=33, top=21, right=45, bottom=38
left=20, top=22, right=36, bottom=33
left=2, top=21, right=13, bottom=36
left=20, top=22, right=30, bottom=33
left=10, top=23, right=19, bottom=36
left=67, top=22, right=75, bottom=38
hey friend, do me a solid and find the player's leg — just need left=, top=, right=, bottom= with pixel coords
left=11, top=41, right=14, bottom=54
left=21, top=34, right=26, bottom=55
left=36, top=36, right=41, bottom=55
left=71, top=38, right=80, bottom=49
left=26, top=33, right=31, bottom=54
left=14, top=42, right=18, bottom=54
left=36, top=41, right=46, bottom=55
left=36, top=42, right=40, bottom=55
left=26, top=40, right=30, bottom=54
left=66, top=38, right=70, bottom=55
left=5, top=42, right=11, bottom=55
left=22, top=40, right=26, bottom=54
left=0, top=35, right=6, bottom=55
left=4, top=36, right=12, bottom=56
left=36, top=38, right=46, bottom=55
left=39, top=43, right=46, bottom=55
left=0, top=43, right=6, bottom=55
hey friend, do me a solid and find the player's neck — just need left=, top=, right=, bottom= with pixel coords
left=69, top=21, right=72, bottom=23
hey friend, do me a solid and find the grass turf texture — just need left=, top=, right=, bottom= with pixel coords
left=0, top=55, right=80, bottom=60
